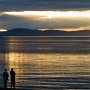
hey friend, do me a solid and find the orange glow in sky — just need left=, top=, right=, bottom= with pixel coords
left=39, top=26, right=90, bottom=31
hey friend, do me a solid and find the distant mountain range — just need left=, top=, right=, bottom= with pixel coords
left=0, top=28, right=90, bottom=36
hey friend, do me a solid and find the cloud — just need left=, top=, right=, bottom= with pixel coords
left=0, top=10, right=90, bottom=30
left=0, top=0, right=90, bottom=11
left=2, top=10, right=90, bottom=18
left=0, top=1, right=90, bottom=31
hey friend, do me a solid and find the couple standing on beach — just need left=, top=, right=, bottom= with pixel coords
left=3, top=68, right=16, bottom=89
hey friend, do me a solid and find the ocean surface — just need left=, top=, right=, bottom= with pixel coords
left=0, top=36, right=90, bottom=89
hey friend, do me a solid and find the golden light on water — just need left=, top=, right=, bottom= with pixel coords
left=7, top=53, right=24, bottom=77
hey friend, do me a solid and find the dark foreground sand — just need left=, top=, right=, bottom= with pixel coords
left=0, top=88, right=40, bottom=90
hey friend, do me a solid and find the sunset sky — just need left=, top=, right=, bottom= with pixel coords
left=0, top=0, right=90, bottom=31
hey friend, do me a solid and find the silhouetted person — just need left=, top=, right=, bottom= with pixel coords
left=10, top=68, right=16, bottom=89
left=3, top=69, right=9, bottom=88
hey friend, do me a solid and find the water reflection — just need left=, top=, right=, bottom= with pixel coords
left=6, top=36, right=90, bottom=53
left=3, top=52, right=90, bottom=89
left=0, top=36, right=9, bottom=86
left=1, top=36, right=90, bottom=89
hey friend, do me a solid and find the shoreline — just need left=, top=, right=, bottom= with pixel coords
left=0, top=88, right=41, bottom=90
left=0, top=88, right=28, bottom=90
left=0, top=87, right=46, bottom=90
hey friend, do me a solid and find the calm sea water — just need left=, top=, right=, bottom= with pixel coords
left=0, top=36, right=90, bottom=89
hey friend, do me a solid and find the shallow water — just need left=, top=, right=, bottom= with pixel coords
left=0, top=36, right=90, bottom=89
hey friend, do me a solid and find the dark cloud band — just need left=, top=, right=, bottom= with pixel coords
left=0, top=0, right=90, bottom=11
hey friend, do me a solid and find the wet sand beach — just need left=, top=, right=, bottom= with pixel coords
left=0, top=88, right=40, bottom=90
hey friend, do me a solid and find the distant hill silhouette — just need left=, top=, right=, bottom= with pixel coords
left=0, top=28, right=90, bottom=36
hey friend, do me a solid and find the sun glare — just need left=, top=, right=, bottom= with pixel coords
left=0, top=29, right=7, bottom=32
left=3, top=10, right=90, bottom=19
